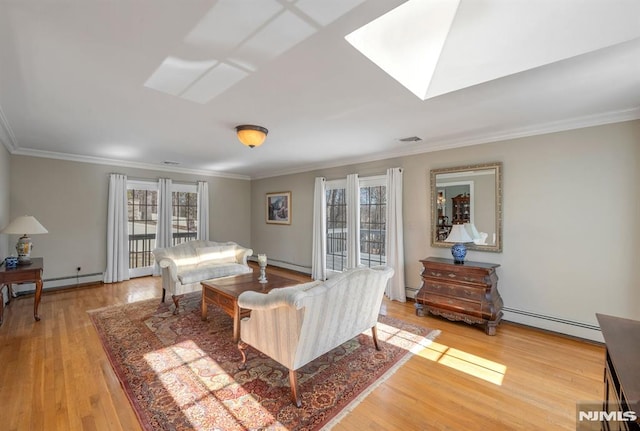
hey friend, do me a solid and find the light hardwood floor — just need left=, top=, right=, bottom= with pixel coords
left=0, top=266, right=605, bottom=430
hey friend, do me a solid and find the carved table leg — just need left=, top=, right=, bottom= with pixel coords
left=34, top=278, right=43, bottom=321
left=0, top=284, right=6, bottom=326
left=201, top=295, right=208, bottom=321
left=232, top=303, right=241, bottom=343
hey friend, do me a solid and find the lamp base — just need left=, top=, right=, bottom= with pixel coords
left=16, top=235, right=33, bottom=265
left=17, top=256, right=32, bottom=265
left=450, top=242, right=467, bottom=264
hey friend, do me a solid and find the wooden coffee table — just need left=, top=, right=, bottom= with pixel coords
left=201, top=272, right=301, bottom=342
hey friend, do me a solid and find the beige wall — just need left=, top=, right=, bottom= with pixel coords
left=9, top=156, right=251, bottom=281
left=0, top=143, right=9, bottom=258
left=4, top=119, right=638, bottom=340
left=0, top=144, right=9, bottom=305
left=251, top=120, right=640, bottom=340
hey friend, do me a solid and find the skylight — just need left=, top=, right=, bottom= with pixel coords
left=346, top=0, right=640, bottom=101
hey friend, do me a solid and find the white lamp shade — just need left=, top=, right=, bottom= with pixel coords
left=445, top=224, right=473, bottom=243
left=2, top=215, right=48, bottom=235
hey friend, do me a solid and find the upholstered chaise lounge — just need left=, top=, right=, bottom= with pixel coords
left=152, top=240, right=253, bottom=313
left=237, top=265, right=394, bottom=407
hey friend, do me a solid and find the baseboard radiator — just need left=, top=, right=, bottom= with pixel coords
left=501, top=307, right=602, bottom=342
left=404, top=286, right=602, bottom=342
left=249, top=257, right=312, bottom=275
left=12, top=272, right=104, bottom=296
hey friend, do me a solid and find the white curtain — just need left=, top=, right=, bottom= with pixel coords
left=346, top=173, right=360, bottom=269
left=154, top=178, right=173, bottom=276
left=311, top=177, right=327, bottom=280
left=197, top=181, right=209, bottom=241
left=104, top=173, right=130, bottom=283
left=385, top=167, right=406, bottom=301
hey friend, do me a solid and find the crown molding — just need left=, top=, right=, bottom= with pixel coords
left=11, top=147, right=252, bottom=180
left=4, top=107, right=639, bottom=181
left=251, top=107, right=640, bottom=179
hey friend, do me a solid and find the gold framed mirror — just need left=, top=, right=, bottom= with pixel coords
left=430, top=162, right=503, bottom=252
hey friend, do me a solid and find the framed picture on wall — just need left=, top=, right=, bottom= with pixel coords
left=266, top=191, right=291, bottom=225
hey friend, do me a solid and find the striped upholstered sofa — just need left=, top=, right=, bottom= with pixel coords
left=152, top=240, right=253, bottom=313
left=237, top=265, right=394, bottom=407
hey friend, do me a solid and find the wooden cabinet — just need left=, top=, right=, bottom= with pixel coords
left=451, top=194, right=470, bottom=224
left=596, top=314, right=640, bottom=431
left=415, top=257, right=503, bottom=335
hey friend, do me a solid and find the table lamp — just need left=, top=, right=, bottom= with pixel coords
left=445, top=224, right=473, bottom=264
left=1, top=215, right=48, bottom=265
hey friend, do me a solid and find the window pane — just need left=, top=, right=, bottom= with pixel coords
left=172, top=191, right=198, bottom=246
left=127, top=189, right=158, bottom=269
left=360, top=184, right=386, bottom=268
left=326, top=187, right=347, bottom=272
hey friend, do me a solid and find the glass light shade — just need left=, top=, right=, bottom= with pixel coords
left=444, top=224, right=473, bottom=243
left=236, top=125, right=268, bottom=148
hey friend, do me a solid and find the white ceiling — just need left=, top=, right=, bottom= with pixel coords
left=0, top=0, right=639, bottom=180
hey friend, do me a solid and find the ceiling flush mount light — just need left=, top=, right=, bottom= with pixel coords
left=236, top=125, right=268, bottom=148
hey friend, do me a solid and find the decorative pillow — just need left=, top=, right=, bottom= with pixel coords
left=197, top=245, right=236, bottom=264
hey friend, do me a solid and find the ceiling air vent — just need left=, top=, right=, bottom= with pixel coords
left=399, top=136, right=422, bottom=142
left=162, top=160, right=180, bottom=165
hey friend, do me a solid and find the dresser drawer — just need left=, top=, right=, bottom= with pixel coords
left=203, top=288, right=235, bottom=315
left=423, top=266, right=488, bottom=285
left=423, top=280, right=485, bottom=301
left=419, top=293, right=484, bottom=318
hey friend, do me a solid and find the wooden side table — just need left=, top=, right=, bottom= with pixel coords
left=0, top=257, right=44, bottom=326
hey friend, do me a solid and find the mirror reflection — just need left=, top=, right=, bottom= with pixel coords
left=431, top=162, right=503, bottom=253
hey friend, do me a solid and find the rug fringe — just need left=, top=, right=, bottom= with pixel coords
left=320, top=330, right=441, bottom=430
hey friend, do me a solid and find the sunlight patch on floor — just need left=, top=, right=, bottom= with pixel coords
left=415, top=341, right=507, bottom=386
left=144, top=340, right=283, bottom=429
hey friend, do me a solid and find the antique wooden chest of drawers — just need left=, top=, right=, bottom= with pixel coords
left=415, top=257, right=503, bottom=335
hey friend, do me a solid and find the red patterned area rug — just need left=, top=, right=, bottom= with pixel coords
left=88, top=293, right=439, bottom=431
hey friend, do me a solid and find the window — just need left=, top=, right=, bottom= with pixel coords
left=127, top=180, right=198, bottom=277
left=326, top=181, right=347, bottom=271
left=171, top=184, right=198, bottom=246
left=325, top=176, right=386, bottom=272
left=127, top=181, right=158, bottom=277
left=359, top=176, right=386, bottom=267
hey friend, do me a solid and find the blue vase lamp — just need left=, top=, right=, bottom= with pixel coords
left=444, top=224, right=474, bottom=264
